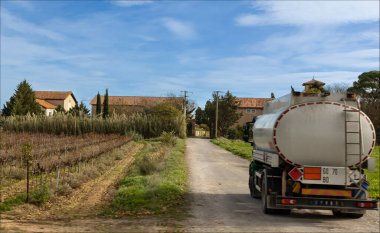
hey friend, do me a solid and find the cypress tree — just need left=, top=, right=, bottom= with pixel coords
left=103, top=89, right=109, bottom=118
left=96, top=92, right=102, bottom=116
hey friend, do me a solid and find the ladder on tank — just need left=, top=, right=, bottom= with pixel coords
left=343, top=99, right=365, bottom=197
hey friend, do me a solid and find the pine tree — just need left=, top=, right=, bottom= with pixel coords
left=103, top=89, right=109, bottom=118
left=96, top=92, right=102, bottom=116
left=2, top=80, right=42, bottom=116
left=68, top=101, right=90, bottom=116
left=55, top=105, right=65, bottom=113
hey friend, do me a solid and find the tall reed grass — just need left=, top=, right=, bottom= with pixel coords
left=0, top=113, right=185, bottom=138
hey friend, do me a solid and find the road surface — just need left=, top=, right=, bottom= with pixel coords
left=185, top=138, right=379, bottom=232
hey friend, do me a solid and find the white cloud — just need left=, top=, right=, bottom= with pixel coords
left=294, top=49, right=380, bottom=69
left=112, top=0, right=152, bottom=7
left=162, top=18, right=196, bottom=39
left=236, top=1, right=379, bottom=26
left=1, top=8, right=64, bottom=41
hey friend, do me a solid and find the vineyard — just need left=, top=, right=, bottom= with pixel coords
left=0, top=130, right=135, bottom=210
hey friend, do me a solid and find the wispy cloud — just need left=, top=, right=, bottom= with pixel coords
left=1, top=8, right=64, bottom=41
left=112, top=0, right=153, bottom=7
left=162, top=18, right=196, bottom=39
left=236, top=1, right=379, bottom=26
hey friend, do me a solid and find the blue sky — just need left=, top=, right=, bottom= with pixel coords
left=1, top=0, right=379, bottom=109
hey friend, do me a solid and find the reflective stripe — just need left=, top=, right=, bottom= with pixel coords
left=302, top=188, right=352, bottom=197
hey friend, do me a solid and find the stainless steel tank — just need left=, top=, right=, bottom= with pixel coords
left=253, top=93, right=376, bottom=167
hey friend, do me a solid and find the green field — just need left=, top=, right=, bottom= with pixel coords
left=212, top=137, right=379, bottom=199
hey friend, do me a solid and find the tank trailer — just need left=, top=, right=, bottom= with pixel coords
left=247, top=91, right=378, bottom=218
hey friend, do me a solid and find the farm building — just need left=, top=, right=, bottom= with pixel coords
left=234, top=97, right=273, bottom=126
left=90, top=95, right=184, bottom=116
left=34, top=91, right=77, bottom=116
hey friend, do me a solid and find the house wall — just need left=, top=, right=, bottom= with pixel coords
left=234, top=107, right=264, bottom=127
left=46, top=95, right=76, bottom=111
left=46, top=100, right=64, bottom=108
left=45, top=109, right=55, bottom=116
left=64, top=95, right=76, bottom=111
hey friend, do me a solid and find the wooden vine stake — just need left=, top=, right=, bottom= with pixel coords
left=21, top=143, right=33, bottom=203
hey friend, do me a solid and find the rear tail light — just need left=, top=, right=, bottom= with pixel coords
left=281, top=199, right=297, bottom=205
left=357, top=202, right=375, bottom=208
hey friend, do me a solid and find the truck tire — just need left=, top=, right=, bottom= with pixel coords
left=261, top=171, right=273, bottom=214
left=345, top=213, right=364, bottom=218
left=332, top=210, right=364, bottom=218
left=249, top=175, right=261, bottom=199
left=261, top=169, right=290, bottom=215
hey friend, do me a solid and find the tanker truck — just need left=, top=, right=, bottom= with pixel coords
left=248, top=91, right=378, bottom=218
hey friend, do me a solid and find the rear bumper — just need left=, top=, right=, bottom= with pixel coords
left=269, top=195, right=378, bottom=210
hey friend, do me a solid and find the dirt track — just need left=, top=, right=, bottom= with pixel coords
left=185, top=138, right=380, bottom=232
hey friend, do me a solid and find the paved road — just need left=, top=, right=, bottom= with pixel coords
left=185, top=138, right=379, bottom=232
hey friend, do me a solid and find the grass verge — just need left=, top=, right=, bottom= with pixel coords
left=109, top=138, right=187, bottom=216
left=211, top=137, right=252, bottom=160
left=365, top=146, right=379, bottom=199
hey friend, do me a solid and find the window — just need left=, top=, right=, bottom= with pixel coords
left=246, top=109, right=256, bottom=113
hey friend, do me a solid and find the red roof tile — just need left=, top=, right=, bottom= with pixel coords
left=90, top=96, right=183, bottom=106
left=34, top=91, right=77, bottom=103
left=236, top=98, right=273, bottom=108
left=302, top=79, right=325, bottom=86
left=36, top=99, right=57, bottom=109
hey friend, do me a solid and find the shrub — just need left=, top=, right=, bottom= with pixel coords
left=29, top=186, right=50, bottom=206
left=137, top=154, right=157, bottom=175
left=56, top=183, right=73, bottom=196
left=8, top=166, right=26, bottom=180
left=227, top=126, right=244, bottom=140
left=159, top=131, right=177, bottom=146
left=67, top=177, right=81, bottom=189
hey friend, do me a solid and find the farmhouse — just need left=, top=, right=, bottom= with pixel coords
left=235, top=97, right=273, bottom=126
left=90, top=95, right=184, bottom=116
left=34, top=91, right=77, bottom=116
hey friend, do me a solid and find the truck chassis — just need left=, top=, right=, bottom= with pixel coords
left=249, top=153, right=378, bottom=218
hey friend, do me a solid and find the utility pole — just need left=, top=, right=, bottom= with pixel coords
left=181, top=90, right=192, bottom=137
left=214, top=91, right=223, bottom=138
left=181, top=91, right=191, bottom=119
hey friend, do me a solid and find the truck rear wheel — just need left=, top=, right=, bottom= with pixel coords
left=261, top=169, right=291, bottom=215
left=332, top=210, right=364, bottom=218
left=261, top=175, right=271, bottom=214
left=249, top=175, right=261, bottom=199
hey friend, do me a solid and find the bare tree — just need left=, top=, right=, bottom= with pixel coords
left=325, top=83, right=349, bottom=94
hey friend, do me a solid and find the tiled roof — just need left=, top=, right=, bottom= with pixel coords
left=36, top=99, right=57, bottom=109
left=90, top=96, right=183, bottom=106
left=34, top=91, right=77, bottom=103
left=236, top=98, right=273, bottom=108
left=302, top=79, right=325, bottom=86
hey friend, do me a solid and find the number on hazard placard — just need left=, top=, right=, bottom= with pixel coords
left=322, top=168, right=329, bottom=175
left=322, top=177, right=329, bottom=183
